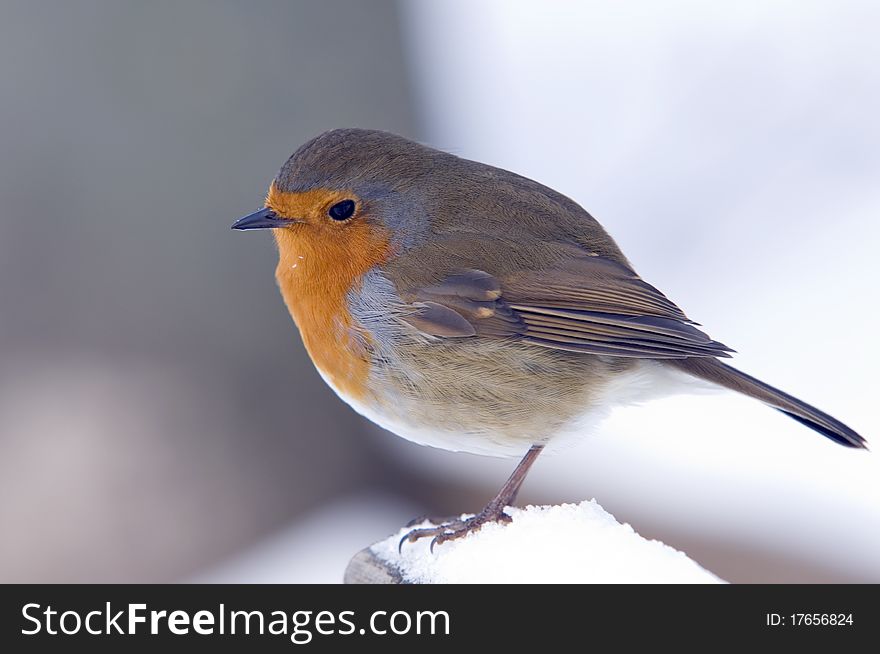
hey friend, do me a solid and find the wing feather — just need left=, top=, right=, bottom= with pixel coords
left=399, top=252, right=732, bottom=359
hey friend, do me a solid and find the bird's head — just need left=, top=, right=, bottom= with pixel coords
left=232, top=129, right=443, bottom=288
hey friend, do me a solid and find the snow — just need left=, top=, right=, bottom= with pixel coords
left=371, top=500, right=724, bottom=583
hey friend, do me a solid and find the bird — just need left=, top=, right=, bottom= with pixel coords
left=232, top=128, right=866, bottom=548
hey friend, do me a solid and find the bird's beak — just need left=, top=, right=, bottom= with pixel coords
left=231, top=207, right=287, bottom=231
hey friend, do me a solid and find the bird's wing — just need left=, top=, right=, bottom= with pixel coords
left=400, top=255, right=733, bottom=359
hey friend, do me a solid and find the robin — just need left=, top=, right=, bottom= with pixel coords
left=232, top=128, right=866, bottom=548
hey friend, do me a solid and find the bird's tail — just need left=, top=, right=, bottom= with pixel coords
left=667, top=358, right=867, bottom=449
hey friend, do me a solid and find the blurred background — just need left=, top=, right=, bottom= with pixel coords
left=1, top=0, right=877, bottom=583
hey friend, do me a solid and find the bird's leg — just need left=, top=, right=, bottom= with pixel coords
left=400, top=444, right=544, bottom=551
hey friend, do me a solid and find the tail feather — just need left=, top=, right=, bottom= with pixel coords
left=668, top=358, right=867, bottom=449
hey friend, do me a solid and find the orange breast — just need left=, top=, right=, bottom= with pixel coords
left=268, top=185, right=392, bottom=403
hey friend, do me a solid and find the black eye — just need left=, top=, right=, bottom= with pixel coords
left=328, top=199, right=356, bottom=221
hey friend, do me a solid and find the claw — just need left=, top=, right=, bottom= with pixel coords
left=398, top=505, right=515, bottom=553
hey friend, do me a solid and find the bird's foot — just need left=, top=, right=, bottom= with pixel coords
left=399, top=503, right=513, bottom=553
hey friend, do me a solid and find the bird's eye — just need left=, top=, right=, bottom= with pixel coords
left=328, top=199, right=356, bottom=221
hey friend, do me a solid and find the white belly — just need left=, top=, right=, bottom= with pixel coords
left=316, top=360, right=714, bottom=458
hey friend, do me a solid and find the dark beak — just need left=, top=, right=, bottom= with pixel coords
left=231, top=207, right=286, bottom=231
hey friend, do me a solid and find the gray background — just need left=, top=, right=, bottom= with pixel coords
left=0, top=0, right=416, bottom=582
